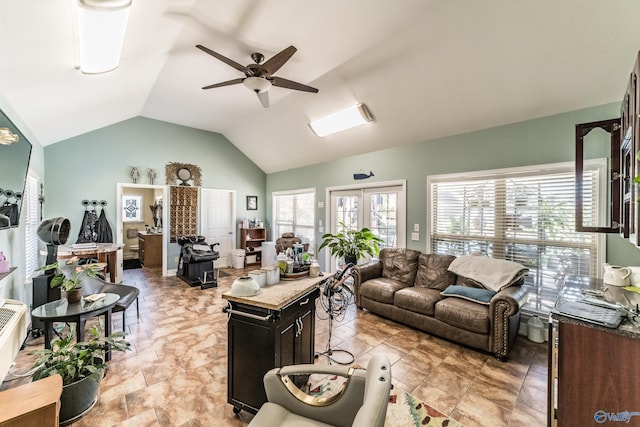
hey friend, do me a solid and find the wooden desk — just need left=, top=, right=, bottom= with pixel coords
left=56, top=244, right=123, bottom=283
left=221, top=274, right=327, bottom=414
left=0, top=374, right=62, bottom=427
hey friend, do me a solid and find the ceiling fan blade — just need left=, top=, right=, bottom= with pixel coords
left=196, top=45, right=246, bottom=72
left=202, top=78, right=244, bottom=90
left=257, top=90, right=270, bottom=108
left=262, top=46, right=297, bottom=75
left=271, top=76, right=318, bottom=93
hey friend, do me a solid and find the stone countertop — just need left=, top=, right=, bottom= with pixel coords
left=222, top=273, right=330, bottom=311
left=55, top=243, right=124, bottom=256
left=552, top=275, right=640, bottom=340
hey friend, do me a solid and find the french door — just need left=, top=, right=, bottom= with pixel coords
left=326, top=181, right=406, bottom=271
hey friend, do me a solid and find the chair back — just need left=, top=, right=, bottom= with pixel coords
left=352, top=353, right=392, bottom=427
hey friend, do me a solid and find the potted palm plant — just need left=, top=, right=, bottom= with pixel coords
left=319, top=222, right=384, bottom=265
left=30, top=325, right=130, bottom=424
left=36, top=257, right=103, bottom=303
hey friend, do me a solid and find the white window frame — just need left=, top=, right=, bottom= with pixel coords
left=272, top=188, right=316, bottom=251
left=24, top=172, right=40, bottom=281
left=427, top=161, right=605, bottom=314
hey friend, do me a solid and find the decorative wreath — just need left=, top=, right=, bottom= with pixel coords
left=165, top=162, right=202, bottom=186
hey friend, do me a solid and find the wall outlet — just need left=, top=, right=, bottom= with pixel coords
left=174, top=256, right=179, bottom=263
left=411, top=232, right=419, bottom=241
left=318, top=201, right=325, bottom=208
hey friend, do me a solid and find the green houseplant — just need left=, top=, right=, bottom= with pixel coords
left=30, top=325, right=130, bottom=423
left=319, top=222, right=384, bottom=265
left=36, top=257, right=102, bottom=303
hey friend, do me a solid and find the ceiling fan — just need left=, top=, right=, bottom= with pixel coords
left=196, top=44, right=318, bottom=108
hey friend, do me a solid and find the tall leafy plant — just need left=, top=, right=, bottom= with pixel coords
left=319, top=222, right=384, bottom=264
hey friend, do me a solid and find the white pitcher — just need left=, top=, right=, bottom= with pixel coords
left=602, top=263, right=632, bottom=287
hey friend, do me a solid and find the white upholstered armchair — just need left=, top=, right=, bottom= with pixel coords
left=248, top=353, right=391, bottom=427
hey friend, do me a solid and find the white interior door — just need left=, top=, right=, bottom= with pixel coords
left=200, top=188, right=236, bottom=268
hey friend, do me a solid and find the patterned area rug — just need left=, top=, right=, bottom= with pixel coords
left=310, top=375, right=464, bottom=427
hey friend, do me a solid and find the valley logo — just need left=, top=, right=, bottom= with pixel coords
left=594, top=410, right=640, bottom=424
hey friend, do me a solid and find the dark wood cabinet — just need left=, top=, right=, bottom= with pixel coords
left=138, top=232, right=162, bottom=268
left=549, top=319, right=640, bottom=426
left=222, top=278, right=322, bottom=414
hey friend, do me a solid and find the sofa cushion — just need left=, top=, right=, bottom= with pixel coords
left=440, top=285, right=495, bottom=305
left=394, top=287, right=442, bottom=316
left=379, top=248, right=421, bottom=286
left=434, top=297, right=490, bottom=334
left=360, top=278, right=409, bottom=304
left=415, top=254, right=457, bottom=290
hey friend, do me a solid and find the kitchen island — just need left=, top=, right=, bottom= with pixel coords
left=221, top=274, right=327, bottom=414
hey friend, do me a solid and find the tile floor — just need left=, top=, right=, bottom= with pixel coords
left=2, top=266, right=548, bottom=427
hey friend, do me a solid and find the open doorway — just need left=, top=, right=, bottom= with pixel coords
left=116, top=183, right=168, bottom=276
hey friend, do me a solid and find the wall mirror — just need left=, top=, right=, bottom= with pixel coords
left=0, top=108, right=32, bottom=229
left=575, top=118, right=621, bottom=233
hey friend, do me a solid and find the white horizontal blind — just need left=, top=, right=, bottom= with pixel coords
left=24, top=175, right=39, bottom=279
left=273, top=189, right=315, bottom=251
left=429, top=162, right=600, bottom=314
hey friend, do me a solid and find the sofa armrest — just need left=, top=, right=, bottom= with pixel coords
left=489, top=285, right=528, bottom=316
left=489, top=285, right=528, bottom=360
left=352, top=261, right=383, bottom=307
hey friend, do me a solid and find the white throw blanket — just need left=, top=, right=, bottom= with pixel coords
left=448, top=255, right=528, bottom=292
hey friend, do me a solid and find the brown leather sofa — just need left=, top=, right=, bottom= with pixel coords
left=352, top=248, right=528, bottom=360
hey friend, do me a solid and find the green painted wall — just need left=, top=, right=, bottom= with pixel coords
left=0, top=96, right=45, bottom=302
left=267, top=102, right=640, bottom=270
left=44, top=117, right=266, bottom=269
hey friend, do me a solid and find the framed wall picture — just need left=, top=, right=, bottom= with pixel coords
left=123, top=195, right=142, bottom=222
left=247, top=195, right=258, bottom=210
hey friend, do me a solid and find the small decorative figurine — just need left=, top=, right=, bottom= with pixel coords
left=130, top=167, right=140, bottom=183
left=148, top=168, right=156, bottom=185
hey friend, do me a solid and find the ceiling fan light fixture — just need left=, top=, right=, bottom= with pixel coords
left=77, top=0, right=132, bottom=74
left=0, top=128, right=19, bottom=145
left=243, top=77, right=272, bottom=93
left=309, top=104, right=374, bottom=137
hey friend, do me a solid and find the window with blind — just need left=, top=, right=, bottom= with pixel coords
left=272, top=189, right=315, bottom=252
left=24, top=174, right=40, bottom=279
left=428, top=161, right=603, bottom=314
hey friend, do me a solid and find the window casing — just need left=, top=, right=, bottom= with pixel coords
left=428, top=161, right=603, bottom=315
left=272, top=189, right=315, bottom=252
left=24, top=174, right=39, bottom=280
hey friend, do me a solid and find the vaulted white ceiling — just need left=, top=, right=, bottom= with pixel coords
left=1, top=0, right=640, bottom=173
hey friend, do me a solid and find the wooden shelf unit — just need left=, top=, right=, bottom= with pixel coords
left=240, top=228, right=266, bottom=266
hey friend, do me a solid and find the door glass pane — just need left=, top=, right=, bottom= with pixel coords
left=368, top=192, right=397, bottom=248
left=335, top=195, right=359, bottom=230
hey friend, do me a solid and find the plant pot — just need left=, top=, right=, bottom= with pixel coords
left=59, top=368, right=103, bottom=425
left=344, top=255, right=358, bottom=266
left=62, top=288, right=83, bottom=304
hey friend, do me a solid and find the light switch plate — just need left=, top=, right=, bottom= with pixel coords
left=411, top=232, right=419, bottom=241
left=318, top=201, right=324, bottom=208
left=414, top=223, right=420, bottom=232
